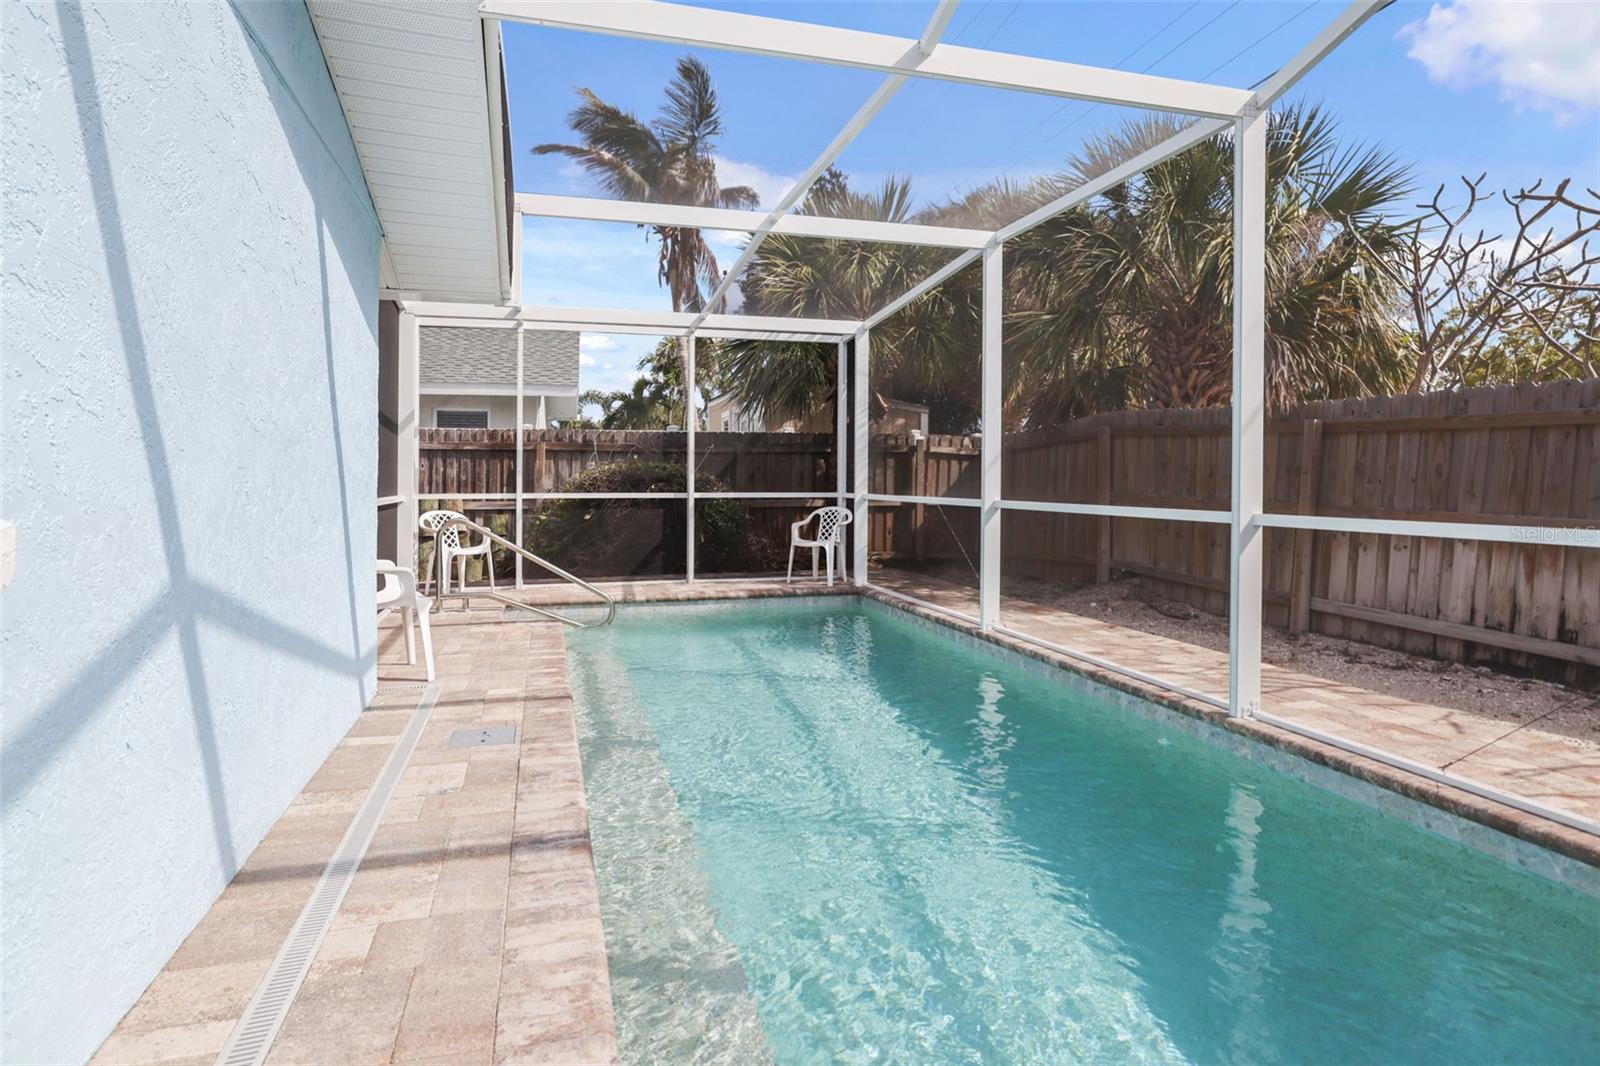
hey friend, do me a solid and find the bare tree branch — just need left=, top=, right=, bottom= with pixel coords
left=1372, top=176, right=1600, bottom=389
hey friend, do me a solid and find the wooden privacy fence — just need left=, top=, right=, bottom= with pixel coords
left=419, top=378, right=1599, bottom=682
left=418, top=428, right=836, bottom=495
left=867, top=433, right=982, bottom=569
left=880, top=379, right=1600, bottom=684
left=418, top=429, right=838, bottom=566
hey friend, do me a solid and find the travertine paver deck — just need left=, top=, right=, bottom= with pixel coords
left=94, top=614, right=619, bottom=1065
left=870, top=570, right=1600, bottom=831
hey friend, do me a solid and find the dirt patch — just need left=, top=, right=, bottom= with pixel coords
left=995, top=574, right=1600, bottom=747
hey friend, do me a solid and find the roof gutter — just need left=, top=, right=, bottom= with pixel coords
left=480, top=18, right=514, bottom=304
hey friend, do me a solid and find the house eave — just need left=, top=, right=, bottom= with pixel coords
left=419, top=383, right=578, bottom=397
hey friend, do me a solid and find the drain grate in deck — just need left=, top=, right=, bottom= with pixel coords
left=447, top=725, right=517, bottom=748
left=213, top=683, right=441, bottom=1066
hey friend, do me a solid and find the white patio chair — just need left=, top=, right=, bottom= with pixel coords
left=377, top=560, right=434, bottom=681
left=419, top=509, right=494, bottom=610
left=787, top=505, right=853, bottom=586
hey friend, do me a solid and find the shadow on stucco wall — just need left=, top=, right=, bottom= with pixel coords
left=234, top=0, right=383, bottom=727
left=318, top=216, right=368, bottom=730
left=2, top=3, right=379, bottom=846
left=15, top=0, right=243, bottom=872
left=2, top=2, right=386, bottom=1058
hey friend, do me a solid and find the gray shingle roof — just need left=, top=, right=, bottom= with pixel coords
left=419, top=327, right=578, bottom=388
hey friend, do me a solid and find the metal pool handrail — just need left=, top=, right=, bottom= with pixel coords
left=436, top=515, right=616, bottom=628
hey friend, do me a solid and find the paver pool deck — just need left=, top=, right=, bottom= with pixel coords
left=94, top=576, right=1598, bottom=1064
left=93, top=608, right=621, bottom=1065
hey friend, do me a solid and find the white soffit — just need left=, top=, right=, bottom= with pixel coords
left=307, top=1, right=507, bottom=302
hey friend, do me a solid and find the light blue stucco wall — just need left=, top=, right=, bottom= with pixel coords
left=1, top=2, right=381, bottom=1060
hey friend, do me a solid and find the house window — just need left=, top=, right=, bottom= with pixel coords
left=435, top=409, right=489, bottom=429
left=720, top=413, right=731, bottom=431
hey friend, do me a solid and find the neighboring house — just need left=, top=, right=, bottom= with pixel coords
left=705, top=390, right=930, bottom=436
left=420, top=325, right=580, bottom=429
left=705, top=390, right=781, bottom=433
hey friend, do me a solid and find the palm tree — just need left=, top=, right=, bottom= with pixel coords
left=723, top=106, right=1411, bottom=428
left=534, top=56, right=759, bottom=315
left=1010, top=105, right=1412, bottom=416
left=724, top=168, right=969, bottom=425
left=579, top=379, right=677, bottom=430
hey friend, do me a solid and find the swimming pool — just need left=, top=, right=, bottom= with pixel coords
left=567, top=600, right=1600, bottom=1064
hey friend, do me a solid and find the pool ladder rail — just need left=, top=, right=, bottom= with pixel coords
left=434, top=515, right=616, bottom=628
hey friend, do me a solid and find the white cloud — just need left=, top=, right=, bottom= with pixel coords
left=524, top=229, right=656, bottom=272
left=573, top=337, right=658, bottom=397
left=520, top=220, right=671, bottom=312
left=713, top=156, right=797, bottom=208
left=1400, top=1, right=1600, bottom=124
left=556, top=160, right=589, bottom=191
left=707, top=229, right=751, bottom=249
left=578, top=335, right=618, bottom=370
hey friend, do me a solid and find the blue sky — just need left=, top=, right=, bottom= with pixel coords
left=503, top=1, right=1600, bottom=397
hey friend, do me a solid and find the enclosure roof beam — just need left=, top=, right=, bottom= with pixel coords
left=864, top=116, right=1229, bottom=327
left=864, top=248, right=980, bottom=329
left=516, top=193, right=992, bottom=250
left=480, top=1, right=1254, bottom=118
left=400, top=300, right=859, bottom=339
left=686, top=0, right=961, bottom=333
left=992, top=118, right=1231, bottom=243
left=510, top=322, right=848, bottom=343
left=1249, top=1, right=1391, bottom=110
left=916, top=0, right=960, bottom=55
left=685, top=328, right=851, bottom=343
left=859, top=2, right=1384, bottom=322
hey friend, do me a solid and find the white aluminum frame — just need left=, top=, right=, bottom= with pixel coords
left=871, top=493, right=979, bottom=509
left=514, top=325, right=525, bottom=585
left=999, top=499, right=1230, bottom=524
left=852, top=329, right=870, bottom=585
left=483, top=0, right=1255, bottom=117
left=836, top=340, right=849, bottom=580
left=442, top=0, right=1600, bottom=834
left=686, top=332, right=696, bottom=581
left=516, top=192, right=989, bottom=250
left=413, top=317, right=850, bottom=587
left=688, top=0, right=961, bottom=331
left=408, top=301, right=857, bottom=340
left=978, top=241, right=1003, bottom=628
left=1257, top=513, right=1600, bottom=549
left=1230, top=106, right=1267, bottom=719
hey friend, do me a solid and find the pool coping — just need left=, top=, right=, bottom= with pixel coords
left=555, top=583, right=1600, bottom=894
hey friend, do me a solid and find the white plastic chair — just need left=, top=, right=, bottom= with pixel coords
left=787, top=506, right=853, bottom=586
left=377, top=560, right=434, bottom=681
left=419, top=509, right=494, bottom=609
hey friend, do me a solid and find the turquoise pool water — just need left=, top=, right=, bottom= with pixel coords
left=568, top=601, right=1600, bottom=1065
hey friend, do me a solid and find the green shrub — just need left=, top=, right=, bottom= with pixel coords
left=526, top=461, right=770, bottom=576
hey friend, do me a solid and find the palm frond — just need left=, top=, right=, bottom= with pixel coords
left=719, top=185, right=761, bottom=209
left=530, top=144, right=652, bottom=202
left=535, top=58, right=761, bottom=314
left=655, top=56, right=722, bottom=152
